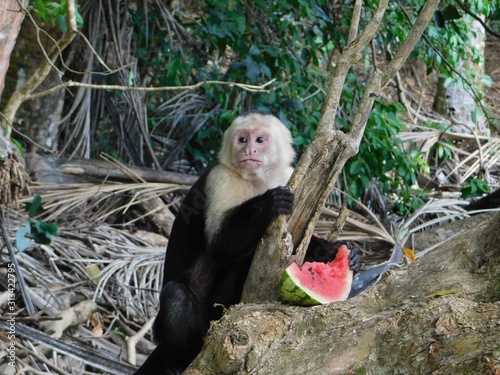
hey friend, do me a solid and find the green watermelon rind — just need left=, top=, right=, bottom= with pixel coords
left=279, top=265, right=327, bottom=306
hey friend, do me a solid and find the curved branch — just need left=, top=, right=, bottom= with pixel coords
left=397, top=0, right=494, bottom=127
left=26, top=78, right=277, bottom=100
left=242, top=0, right=441, bottom=304
left=1, top=0, right=78, bottom=137
left=316, top=0, right=390, bottom=134
left=454, top=0, right=500, bottom=39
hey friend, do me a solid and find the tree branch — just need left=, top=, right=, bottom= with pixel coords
left=316, top=0, right=389, bottom=134
left=454, top=0, right=500, bottom=39
left=1, top=0, right=78, bottom=137
left=348, top=0, right=363, bottom=44
left=26, top=78, right=277, bottom=100
left=241, top=0, right=441, bottom=303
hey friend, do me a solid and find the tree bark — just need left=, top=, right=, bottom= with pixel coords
left=1, top=0, right=77, bottom=138
left=0, top=0, right=27, bottom=97
left=0, top=0, right=28, bottom=206
left=186, top=213, right=500, bottom=374
left=25, top=152, right=198, bottom=186
left=4, top=19, right=66, bottom=152
left=242, top=0, right=441, bottom=303
left=433, top=17, right=487, bottom=133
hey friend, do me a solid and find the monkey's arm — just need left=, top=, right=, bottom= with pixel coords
left=305, top=237, right=361, bottom=270
left=209, top=186, right=293, bottom=262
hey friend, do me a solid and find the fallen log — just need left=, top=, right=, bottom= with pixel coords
left=25, top=152, right=198, bottom=186
left=185, top=213, right=500, bottom=374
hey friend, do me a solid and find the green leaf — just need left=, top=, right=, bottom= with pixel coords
left=397, top=164, right=408, bottom=177
left=31, top=220, right=58, bottom=245
left=35, top=220, right=58, bottom=238
left=281, top=99, right=304, bottom=112
left=461, top=179, right=490, bottom=198
left=294, top=136, right=305, bottom=146
left=349, top=159, right=363, bottom=174
left=57, top=14, right=67, bottom=33
left=34, top=0, right=47, bottom=19
left=24, top=194, right=45, bottom=217
left=244, top=57, right=260, bottom=81
left=249, top=44, right=261, bottom=56
left=261, top=63, right=272, bottom=78
left=16, top=227, right=31, bottom=252
left=10, top=138, right=25, bottom=157
left=360, top=174, right=370, bottom=189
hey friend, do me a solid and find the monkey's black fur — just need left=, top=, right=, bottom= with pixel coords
left=134, top=165, right=358, bottom=374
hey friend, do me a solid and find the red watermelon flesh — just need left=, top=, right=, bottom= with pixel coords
left=279, top=244, right=353, bottom=306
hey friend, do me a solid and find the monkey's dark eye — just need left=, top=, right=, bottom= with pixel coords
left=256, top=136, right=265, bottom=143
left=238, top=136, right=248, bottom=144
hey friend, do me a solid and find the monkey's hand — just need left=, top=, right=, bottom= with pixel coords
left=208, top=185, right=294, bottom=261
left=346, top=242, right=361, bottom=271
left=268, top=186, right=294, bottom=215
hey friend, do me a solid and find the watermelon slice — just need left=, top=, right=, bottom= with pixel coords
left=279, top=244, right=353, bottom=306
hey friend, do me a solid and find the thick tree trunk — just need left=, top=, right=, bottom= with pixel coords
left=1, top=0, right=77, bottom=139
left=185, top=213, right=500, bottom=374
left=25, top=153, right=198, bottom=186
left=433, top=17, right=486, bottom=133
left=2, top=12, right=68, bottom=151
left=0, top=0, right=26, bottom=98
left=0, top=1, right=29, bottom=207
left=242, top=0, right=441, bottom=303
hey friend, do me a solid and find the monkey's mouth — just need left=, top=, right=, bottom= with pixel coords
left=240, top=158, right=261, bottom=163
left=240, top=159, right=262, bottom=167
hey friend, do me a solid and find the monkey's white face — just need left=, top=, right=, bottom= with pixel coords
left=232, top=129, right=271, bottom=173
left=218, top=113, right=295, bottom=183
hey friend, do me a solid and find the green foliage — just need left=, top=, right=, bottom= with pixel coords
left=433, top=141, right=454, bottom=163
left=16, top=194, right=58, bottom=252
left=342, top=102, right=429, bottom=214
left=131, top=0, right=337, bottom=159
left=420, top=0, right=497, bottom=87
left=24, top=193, right=45, bottom=217
left=461, top=178, right=490, bottom=199
left=110, top=327, right=125, bottom=336
left=125, top=0, right=493, bottom=216
left=30, top=0, right=84, bottom=31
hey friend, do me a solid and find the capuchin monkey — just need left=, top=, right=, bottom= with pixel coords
left=134, top=112, right=358, bottom=374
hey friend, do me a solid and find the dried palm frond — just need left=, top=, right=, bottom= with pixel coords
left=153, top=0, right=201, bottom=50
left=58, top=1, right=158, bottom=166
left=24, top=181, right=183, bottom=224
left=154, top=90, right=216, bottom=169
left=1, top=210, right=158, bottom=315
left=444, top=137, right=500, bottom=183
left=317, top=206, right=394, bottom=245
left=398, top=198, right=470, bottom=235
left=400, top=126, right=500, bottom=188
